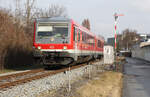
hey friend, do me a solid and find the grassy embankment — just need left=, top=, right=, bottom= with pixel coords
left=0, top=64, right=43, bottom=74
left=76, top=71, right=123, bottom=97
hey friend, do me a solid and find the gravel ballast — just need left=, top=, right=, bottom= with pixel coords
left=0, top=61, right=104, bottom=97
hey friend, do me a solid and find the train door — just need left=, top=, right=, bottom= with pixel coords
left=80, top=31, right=83, bottom=56
left=74, top=27, right=78, bottom=61
left=77, top=29, right=81, bottom=56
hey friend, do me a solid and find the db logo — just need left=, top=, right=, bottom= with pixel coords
left=50, top=46, right=54, bottom=48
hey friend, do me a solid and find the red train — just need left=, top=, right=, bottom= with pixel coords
left=33, top=17, right=104, bottom=67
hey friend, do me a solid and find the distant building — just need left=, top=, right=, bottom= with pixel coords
left=107, top=37, right=115, bottom=47
left=140, top=34, right=150, bottom=42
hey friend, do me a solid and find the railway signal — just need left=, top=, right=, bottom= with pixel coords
left=114, top=13, right=124, bottom=71
left=114, top=13, right=124, bottom=50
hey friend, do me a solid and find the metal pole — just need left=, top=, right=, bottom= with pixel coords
left=115, top=21, right=117, bottom=50
left=115, top=20, right=117, bottom=71
left=68, top=65, right=71, bottom=92
left=114, top=13, right=124, bottom=71
left=89, top=64, right=91, bottom=79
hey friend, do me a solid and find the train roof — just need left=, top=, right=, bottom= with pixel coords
left=36, top=17, right=71, bottom=22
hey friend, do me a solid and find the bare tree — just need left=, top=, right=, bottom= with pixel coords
left=23, top=0, right=36, bottom=36
left=0, top=10, right=16, bottom=69
left=25, top=0, right=36, bottom=25
left=35, top=4, right=67, bottom=18
left=117, top=29, right=140, bottom=50
left=0, top=8, right=33, bottom=70
left=82, top=18, right=90, bottom=30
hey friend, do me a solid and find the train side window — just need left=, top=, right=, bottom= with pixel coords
left=84, top=32, right=86, bottom=43
left=90, top=36, right=95, bottom=46
left=97, top=40, right=101, bottom=47
left=93, top=36, right=95, bottom=46
left=86, top=34, right=89, bottom=44
left=82, top=32, right=85, bottom=42
left=80, top=30, right=82, bottom=41
left=78, top=29, right=80, bottom=41
left=82, top=32, right=88, bottom=43
left=73, top=27, right=75, bottom=41
left=74, top=27, right=78, bottom=42
left=87, top=34, right=94, bottom=46
left=85, top=33, right=87, bottom=44
left=82, top=31, right=84, bottom=42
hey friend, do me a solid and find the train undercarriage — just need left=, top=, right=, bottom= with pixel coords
left=33, top=51, right=103, bottom=68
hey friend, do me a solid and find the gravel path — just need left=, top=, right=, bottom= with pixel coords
left=0, top=61, right=104, bottom=97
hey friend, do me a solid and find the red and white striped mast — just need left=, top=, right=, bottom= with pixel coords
left=114, top=13, right=124, bottom=51
left=114, top=13, right=124, bottom=71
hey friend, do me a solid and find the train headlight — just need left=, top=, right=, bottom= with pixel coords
left=38, top=46, right=41, bottom=49
left=63, top=46, right=67, bottom=50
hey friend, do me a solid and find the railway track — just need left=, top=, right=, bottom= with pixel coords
left=0, top=69, right=44, bottom=80
left=0, top=64, right=86, bottom=90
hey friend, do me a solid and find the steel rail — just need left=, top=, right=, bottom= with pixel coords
left=0, top=69, right=44, bottom=81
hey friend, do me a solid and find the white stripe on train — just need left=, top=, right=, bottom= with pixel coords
left=40, top=49, right=103, bottom=54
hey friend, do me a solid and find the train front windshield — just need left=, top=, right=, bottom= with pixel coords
left=36, top=22, right=69, bottom=44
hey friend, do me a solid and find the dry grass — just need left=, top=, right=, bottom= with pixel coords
left=76, top=71, right=123, bottom=97
left=116, top=56, right=126, bottom=61
left=0, top=64, right=43, bottom=74
left=0, top=69, right=16, bottom=74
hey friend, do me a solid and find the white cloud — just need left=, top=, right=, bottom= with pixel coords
left=131, top=0, right=150, bottom=12
left=91, top=22, right=114, bottom=40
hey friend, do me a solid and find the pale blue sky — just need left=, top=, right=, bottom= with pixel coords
left=1, top=0, right=150, bottom=40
